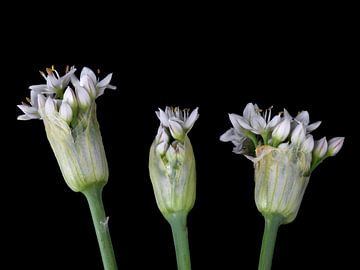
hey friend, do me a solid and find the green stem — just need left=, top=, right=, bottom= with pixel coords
left=167, top=212, right=192, bottom=270
left=82, top=184, right=118, bottom=270
left=258, top=214, right=283, bottom=270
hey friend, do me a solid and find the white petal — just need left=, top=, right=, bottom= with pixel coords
left=80, top=75, right=97, bottom=98
left=168, top=119, right=184, bottom=140
left=267, top=115, right=281, bottom=129
left=17, top=104, right=37, bottom=115
left=37, top=94, right=46, bottom=109
left=97, top=73, right=113, bottom=88
left=243, top=103, right=257, bottom=120
left=60, top=67, right=76, bottom=87
left=307, top=121, right=321, bottom=132
left=283, top=109, right=292, bottom=119
left=158, top=108, right=169, bottom=127
left=184, top=107, right=199, bottom=130
left=80, top=67, right=97, bottom=85
left=71, top=75, right=80, bottom=88
left=295, top=111, right=310, bottom=125
left=250, top=115, right=266, bottom=134
left=29, top=84, right=47, bottom=92
left=17, top=114, right=32, bottom=120
left=220, top=128, right=235, bottom=142
left=229, top=114, right=252, bottom=131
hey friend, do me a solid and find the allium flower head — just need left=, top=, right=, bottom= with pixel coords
left=149, top=107, right=198, bottom=219
left=17, top=66, right=116, bottom=192
left=220, top=103, right=344, bottom=223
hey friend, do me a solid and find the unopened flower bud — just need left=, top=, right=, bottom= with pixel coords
left=302, top=135, right=314, bottom=153
left=313, top=137, right=328, bottom=159
left=59, top=102, right=73, bottom=124
left=75, top=86, right=91, bottom=109
left=272, top=118, right=290, bottom=144
left=327, top=137, right=344, bottom=156
left=149, top=107, right=198, bottom=220
left=63, top=86, right=78, bottom=110
left=291, top=123, right=306, bottom=144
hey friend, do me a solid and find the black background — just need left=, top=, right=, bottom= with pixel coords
left=7, top=7, right=357, bottom=270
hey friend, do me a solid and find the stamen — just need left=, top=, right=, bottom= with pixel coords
left=46, top=68, right=53, bottom=75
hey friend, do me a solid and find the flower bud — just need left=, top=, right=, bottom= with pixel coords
left=313, top=137, right=328, bottom=159
left=75, top=86, right=91, bottom=109
left=45, top=97, right=57, bottom=115
left=149, top=107, right=198, bottom=220
left=41, top=104, right=108, bottom=192
left=272, top=118, right=290, bottom=144
left=291, top=123, right=306, bottom=144
left=168, top=119, right=185, bottom=141
left=302, top=135, right=314, bottom=153
left=59, top=102, right=73, bottom=124
left=63, top=86, right=78, bottom=110
left=149, top=136, right=196, bottom=219
left=254, top=145, right=312, bottom=224
left=327, top=137, right=344, bottom=156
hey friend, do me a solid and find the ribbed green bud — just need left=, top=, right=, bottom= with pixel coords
left=254, top=145, right=311, bottom=224
left=149, top=135, right=196, bottom=220
left=40, top=103, right=109, bottom=192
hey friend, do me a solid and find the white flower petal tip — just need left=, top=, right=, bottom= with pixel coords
left=184, top=107, right=199, bottom=130
left=295, top=111, right=310, bottom=125
left=327, top=137, right=345, bottom=156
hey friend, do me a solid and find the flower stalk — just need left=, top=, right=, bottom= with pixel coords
left=167, top=211, right=192, bottom=270
left=258, top=214, right=283, bottom=270
left=82, top=184, right=118, bottom=270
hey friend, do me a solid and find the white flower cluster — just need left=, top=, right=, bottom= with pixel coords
left=17, top=66, right=116, bottom=124
left=155, top=107, right=199, bottom=156
left=220, top=103, right=344, bottom=172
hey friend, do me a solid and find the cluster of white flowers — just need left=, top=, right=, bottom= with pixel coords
left=220, top=103, right=344, bottom=172
left=155, top=107, right=199, bottom=156
left=17, top=66, right=116, bottom=124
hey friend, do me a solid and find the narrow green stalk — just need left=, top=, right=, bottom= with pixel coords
left=258, top=214, right=283, bottom=270
left=167, top=212, right=192, bottom=270
left=82, top=184, right=118, bottom=270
